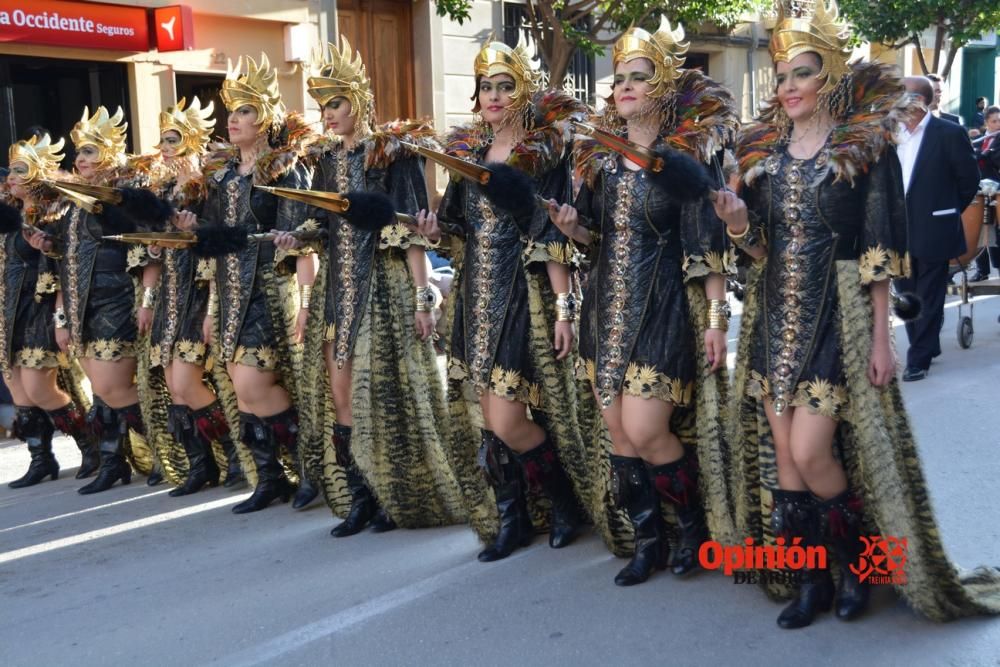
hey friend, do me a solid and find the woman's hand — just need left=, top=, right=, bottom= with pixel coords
left=553, top=320, right=574, bottom=361
left=137, top=307, right=154, bottom=335
left=294, top=308, right=308, bottom=344
left=704, top=328, right=727, bottom=374
left=55, top=327, right=70, bottom=353
left=867, top=336, right=896, bottom=387
left=712, top=189, right=750, bottom=233
left=408, top=209, right=441, bottom=244
left=174, top=210, right=198, bottom=231
left=272, top=230, right=302, bottom=250
left=414, top=310, right=434, bottom=341
left=28, top=231, right=52, bottom=253
left=202, top=315, right=214, bottom=345
left=548, top=200, right=579, bottom=238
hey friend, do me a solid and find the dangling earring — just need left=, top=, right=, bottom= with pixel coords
left=475, top=113, right=494, bottom=147
left=774, top=107, right=792, bottom=144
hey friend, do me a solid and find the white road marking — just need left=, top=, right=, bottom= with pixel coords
left=0, top=488, right=172, bottom=534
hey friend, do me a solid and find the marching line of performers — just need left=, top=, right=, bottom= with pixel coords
left=3, top=1, right=1000, bottom=630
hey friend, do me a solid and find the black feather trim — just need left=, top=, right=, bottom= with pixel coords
left=192, top=223, right=249, bottom=257
left=339, top=190, right=396, bottom=231
left=0, top=201, right=22, bottom=233
left=100, top=205, right=138, bottom=234
left=646, top=148, right=715, bottom=202
left=118, top=187, right=175, bottom=229
left=481, top=163, right=537, bottom=231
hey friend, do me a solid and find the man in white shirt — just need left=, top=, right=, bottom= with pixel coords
left=894, top=77, right=980, bottom=381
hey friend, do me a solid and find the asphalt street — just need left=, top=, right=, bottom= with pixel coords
left=2, top=289, right=999, bottom=667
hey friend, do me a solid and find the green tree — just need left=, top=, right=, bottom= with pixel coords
left=433, top=0, right=766, bottom=88
left=838, top=0, right=1000, bottom=80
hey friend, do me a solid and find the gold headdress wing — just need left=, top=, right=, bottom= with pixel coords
left=8, top=134, right=65, bottom=184
left=220, top=53, right=286, bottom=132
left=307, top=38, right=375, bottom=130
left=769, top=0, right=853, bottom=95
left=471, top=33, right=542, bottom=114
left=70, top=106, right=128, bottom=169
left=159, top=96, right=216, bottom=156
left=612, top=16, right=689, bottom=99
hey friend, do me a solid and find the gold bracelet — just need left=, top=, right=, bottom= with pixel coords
left=299, top=284, right=313, bottom=310
left=725, top=223, right=749, bottom=242
left=141, top=286, right=156, bottom=309
left=555, top=292, right=576, bottom=323
left=707, top=298, right=730, bottom=331
left=415, top=285, right=435, bottom=312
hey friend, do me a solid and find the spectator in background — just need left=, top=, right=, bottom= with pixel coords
left=970, top=105, right=1000, bottom=281
left=896, top=76, right=980, bottom=381
left=972, top=97, right=989, bottom=134
left=926, top=73, right=962, bottom=125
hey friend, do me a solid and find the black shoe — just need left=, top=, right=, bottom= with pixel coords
left=611, top=455, right=669, bottom=586
left=292, top=475, right=319, bottom=509
left=231, top=413, right=293, bottom=514
left=190, top=401, right=245, bottom=488
left=477, top=431, right=533, bottom=562
left=370, top=506, right=398, bottom=533
left=516, top=436, right=587, bottom=549
left=647, top=453, right=708, bottom=577
left=772, top=489, right=832, bottom=629
left=79, top=406, right=132, bottom=495
left=146, top=468, right=164, bottom=486
left=330, top=424, right=378, bottom=537
left=8, top=407, right=59, bottom=489
left=902, top=366, right=927, bottom=382
left=49, top=402, right=98, bottom=478
left=816, top=490, right=871, bottom=621
left=168, top=405, right=221, bottom=498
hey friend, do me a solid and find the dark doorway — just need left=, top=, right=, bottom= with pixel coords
left=175, top=72, right=225, bottom=143
left=0, top=55, right=130, bottom=170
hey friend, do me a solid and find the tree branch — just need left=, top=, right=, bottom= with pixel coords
left=912, top=35, right=930, bottom=75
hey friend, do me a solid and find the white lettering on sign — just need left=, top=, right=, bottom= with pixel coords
left=0, top=9, right=136, bottom=36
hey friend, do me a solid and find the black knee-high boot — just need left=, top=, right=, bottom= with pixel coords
left=231, top=412, right=294, bottom=514
left=263, top=407, right=317, bottom=510
left=477, top=430, right=533, bottom=562
left=48, top=401, right=98, bottom=478
left=78, top=403, right=133, bottom=495
left=647, top=452, right=709, bottom=576
left=330, top=424, right=378, bottom=537
left=611, top=455, right=669, bottom=586
left=816, top=490, right=870, bottom=621
left=111, top=402, right=159, bottom=485
left=190, top=400, right=245, bottom=488
left=168, top=404, right=220, bottom=497
left=516, top=435, right=586, bottom=548
left=8, top=407, right=59, bottom=488
left=772, top=488, right=834, bottom=629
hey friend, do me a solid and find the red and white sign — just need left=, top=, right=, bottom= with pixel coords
left=0, top=0, right=149, bottom=52
left=153, top=5, right=193, bottom=52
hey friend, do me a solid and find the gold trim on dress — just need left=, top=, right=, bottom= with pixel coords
left=489, top=366, right=542, bottom=408
left=233, top=345, right=277, bottom=370
left=622, top=362, right=693, bottom=406
left=858, top=245, right=911, bottom=284
left=85, top=338, right=134, bottom=361
left=14, top=347, right=59, bottom=369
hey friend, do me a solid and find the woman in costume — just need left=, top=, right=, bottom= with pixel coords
left=30, top=107, right=162, bottom=494
left=714, top=0, right=1000, bottom=629
left=201, top=54, right=318, bottom=514
left=426, top=37, right=617, bottom=563
left=549, top=19, right=738, bottom=586
left=3, top=135, right=96, bottom=487
left=297, top=40, right=466, bottom=536
left=144, top=97, right=245, bottom=496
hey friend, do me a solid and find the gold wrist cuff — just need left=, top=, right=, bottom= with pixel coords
left=299, top=284, right=313, bottom=310
left=555, top=292, right=576, bottom=323
left=707, top=298, right=730, bottom=330
left=415, top=285, right=435, bottom=312
left=54, top=307, right=68, bottom=329
left=141, top=287, right=156, bottom=309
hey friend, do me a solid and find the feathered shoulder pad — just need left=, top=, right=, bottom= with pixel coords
left=203, top=112, right=318, bottom=186
left=444, top=89, right=588, bottom=177
left=304, top=118, right=439, bottom=170
left=739, top=62, right=914, bottom=186
left=575, top=68, right=738, bottom=187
